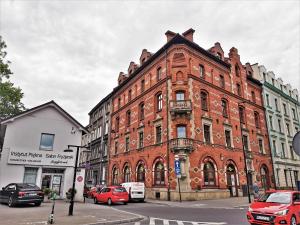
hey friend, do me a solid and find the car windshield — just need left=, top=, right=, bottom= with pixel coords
left=17, top=183, right=39, bottom=190
left=258, top=192, right=291, bottom=204
left=114, top=187, right=127, bottom=192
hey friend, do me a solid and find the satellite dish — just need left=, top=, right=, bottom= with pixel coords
left=292, top=131, right=300, bottom=157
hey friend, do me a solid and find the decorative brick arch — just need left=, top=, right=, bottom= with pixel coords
left=122, top=162, right=132, bottom=183
left=152, top=157, right=166, bottom=186
left=135, top=159, right=147, bottom=183
left=199, top=156, right=219, bottom=187
left=111, top=164, right=119, bottom=185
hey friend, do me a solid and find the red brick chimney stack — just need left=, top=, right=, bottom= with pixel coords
left=165, top=30, right=176, bottom=42
left=182, top=28, right=195, bottom=42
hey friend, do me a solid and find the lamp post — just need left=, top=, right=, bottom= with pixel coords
left=64, top=145, right=90, bottom=216
left=239, top=101, right=252, bottom=204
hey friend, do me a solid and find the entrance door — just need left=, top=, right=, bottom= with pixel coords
left=41, top=169, right=64, bottom=197
left=227, top=164, right=238, bottom=197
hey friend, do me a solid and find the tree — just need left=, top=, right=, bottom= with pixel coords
left=0, top=36, right=25, bottom=119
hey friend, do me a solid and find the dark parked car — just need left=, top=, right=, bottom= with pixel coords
left=0, top=183, right=44, bottom=207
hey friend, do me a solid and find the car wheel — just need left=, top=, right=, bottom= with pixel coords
left=107, top=198, right=112, bottom=206
left=124, top=202, right=127, bottom=205
left=290, top=216, right=297, bottom=225
left=8, top=196, right=15, bottom=207
left=94, top=198, right=98, bottom=204
left=35, top=202, right=41, bottom=207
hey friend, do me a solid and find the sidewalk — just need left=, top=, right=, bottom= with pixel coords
left=0, top=200, right=144, bottom=225
left=146, top=196, right=252, bottom=209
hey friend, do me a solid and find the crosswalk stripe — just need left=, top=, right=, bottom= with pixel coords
left=163, top=219, right=169, bottom=225
left=176, top=221, right=185, bottom=225
left=134, top=222, right=140, bottom=225
left=149, top=217, right=156, bottom=225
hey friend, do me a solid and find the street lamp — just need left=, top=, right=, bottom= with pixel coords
left=64, top=145, right=90, bottom=216
left=238, top=101, right=252, bottom=203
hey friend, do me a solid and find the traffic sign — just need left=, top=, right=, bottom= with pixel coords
left=77, top=176, right=83, bottom=182
left=292, top=131, right=300, bottom=156
left=174, top=159, right=181, bottom=177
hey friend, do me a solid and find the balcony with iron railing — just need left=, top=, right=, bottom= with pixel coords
left=169, top=138, right=194, bottom=153
left=169, top=100, right=192, bottom=116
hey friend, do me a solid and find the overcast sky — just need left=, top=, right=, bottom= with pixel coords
left=1, top=0, right=299, bottom=125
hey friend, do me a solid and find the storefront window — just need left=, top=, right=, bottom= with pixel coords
left=23, top=167, right=38, bottom=184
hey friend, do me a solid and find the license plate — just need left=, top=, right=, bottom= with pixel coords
left=256, top=215, right=270, bottom=221
left=119, top=199, right=125, bottom=201
left=28, top=193, right=37, bottom=196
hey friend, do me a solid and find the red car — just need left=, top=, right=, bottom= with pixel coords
left=247, top=190, right=300, bottom=225
left=94, top=186, right=129, bottom=205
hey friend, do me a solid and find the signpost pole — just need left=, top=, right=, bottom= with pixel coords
left=177, top=177, right=182, bottom=202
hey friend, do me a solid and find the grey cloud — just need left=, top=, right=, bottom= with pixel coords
left=1, top=0, right=299, bottom=125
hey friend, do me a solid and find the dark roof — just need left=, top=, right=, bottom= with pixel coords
left=89, top=92, right=113, bottom=115
left=1, top=100, right=87, bottom=132
left=247, top=75, right=262, bottom=87
left=112, top=33, right=231, bottom=95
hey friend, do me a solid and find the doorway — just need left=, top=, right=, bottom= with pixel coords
left=41, top=168, right=64, bottom=197
left=226, top=164, right=238, bottom=197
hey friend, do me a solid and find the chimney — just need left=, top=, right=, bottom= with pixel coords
left=165, top=30, right=176, bottom=42
left=182, top=28, right=195, bottom=42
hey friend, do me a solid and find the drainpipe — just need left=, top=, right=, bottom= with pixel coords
left=164, top=46, right=171, bottom=201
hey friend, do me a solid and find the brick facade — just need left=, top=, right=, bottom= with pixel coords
left=107, top=29, right=274, bottom=200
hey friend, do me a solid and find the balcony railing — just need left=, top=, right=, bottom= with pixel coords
left=170, top=100, right=192, bottom=115
left=170, top=138, right=194, bottom=153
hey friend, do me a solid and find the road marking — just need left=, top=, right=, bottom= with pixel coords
left=134, top=222, right=140, bottom=225
left=149, top=217, right=227, bottom=225
left=149, top=217, right=156, bottom=225
left=163, top=219, right=169, bottom=225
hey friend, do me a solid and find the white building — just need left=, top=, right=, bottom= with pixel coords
left=0, top=101, right=87, bottom=200
left=252, top=64, right=300, bottom=189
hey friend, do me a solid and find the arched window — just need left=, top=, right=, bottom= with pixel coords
left=239, top=106, right=245, bottom=124
left=156, top=93, right=163, bottom=111
left=139, top=102, right=145, bottom=121
left=260, top=165, right=270, bottom=190
left=136, top=163, right=145, bottom=182
left=235, top=64, right=240, bottom=77
left=236, top=83, right=242, bottom=96
left=157, top=67, right=162, bottom=81
left=254, top=111, right=260, bottom=128
left=154, top=162, right=165, bottom=185
left=200, top=91, right=208, bottom=111
left=251, top=91, right=256, bottom=103
left=115, top=117, right=119, bottom=132
left=112, top=167, right=119, bottom=185
left=203, top=161, right=216, bottom=186
left=126, top=110, right=131, bottom=127
left=123, top=165, right=131, bottom=183
left=128, top=89, right=132, bottom=102
left=199, top=64, right=205, bottom=78
left=221, top=99, right=228, bottom=117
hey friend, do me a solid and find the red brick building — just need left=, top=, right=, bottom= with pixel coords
left=108, top=29, right=274, bottom=200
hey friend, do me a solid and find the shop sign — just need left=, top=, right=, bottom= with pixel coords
left=8, top=149, right=75, bottom=167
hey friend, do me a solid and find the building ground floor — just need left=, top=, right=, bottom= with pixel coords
left=273, top=160, right=300, bottom=190
left=0, top=149, right=85, bottom=201
left=84, top=160, right=108, bottom=186
left=108, top=143, right=274, bottom=200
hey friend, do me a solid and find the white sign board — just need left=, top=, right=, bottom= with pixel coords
left=8, top=149, right=75, bottom=167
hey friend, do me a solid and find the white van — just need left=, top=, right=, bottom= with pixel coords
left=121, top=182, right=145, bottom=202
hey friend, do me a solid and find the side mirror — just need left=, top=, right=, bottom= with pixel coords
left=1, top=187, right=4, bottom=191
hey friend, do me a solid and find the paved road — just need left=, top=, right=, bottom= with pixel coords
left=112, top=201, right=249, bottom=225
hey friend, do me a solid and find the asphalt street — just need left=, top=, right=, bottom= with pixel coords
left=112, top=201, right=249, bottom=225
